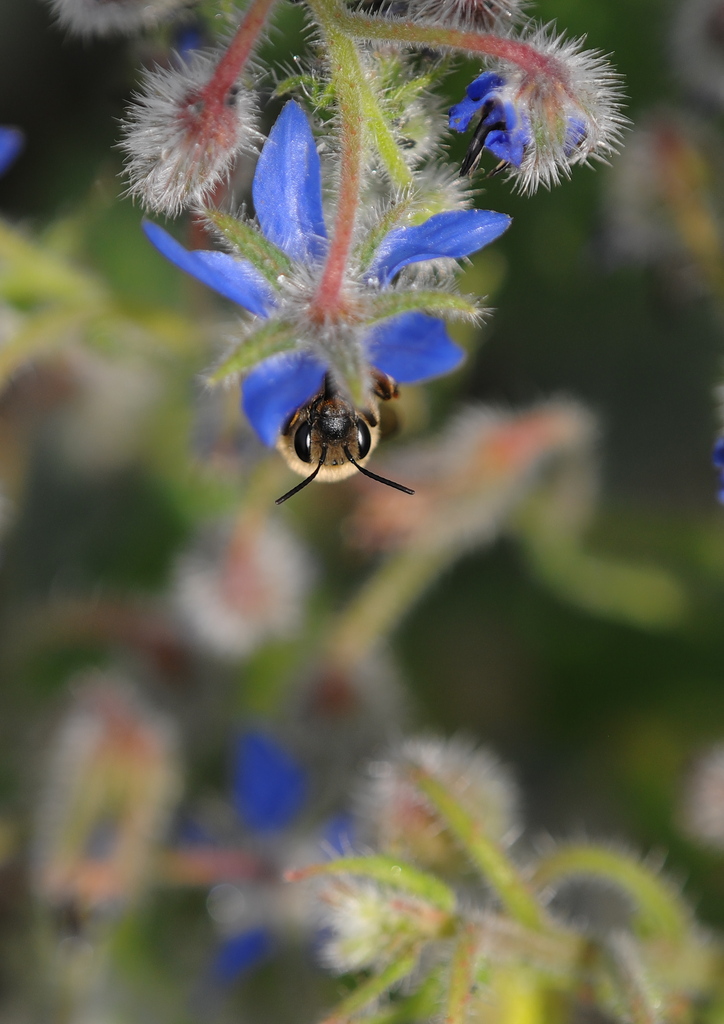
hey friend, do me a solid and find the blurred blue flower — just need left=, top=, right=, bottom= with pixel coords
left=209, top=728, right=308, bottom=985
left=232, top=729, right=308, bottom=834
left=144, top=100, right=510, bottom=446
left=0, top=127, right=23, bottom=178
left=212, top=926, right=274, bottom=984
left=713, top=437, right=724, bottom=503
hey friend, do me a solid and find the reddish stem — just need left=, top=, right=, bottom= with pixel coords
left=310, top=113, right=363, bottom=318
left=343, top=12, right=567, bottom=83
left=200, top=0, right=279, bottom=105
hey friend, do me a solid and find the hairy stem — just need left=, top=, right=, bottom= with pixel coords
left=332, top=6, right=566, bottom=81
left=531, top=845, right=690, bottom=943
left=204, top=0, right=279, bottom=101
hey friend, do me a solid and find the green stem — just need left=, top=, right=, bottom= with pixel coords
left=0, top=221, right=105, bottom=307
left=444, top=924, right=480, bottom=1024
left=287, top=855, right=457, bottom=913
left=321, top=951, right=420, bottom=1024
left=307, top=0, right=413, bottom=192
left=413, top=768, right=544, bottom=931
left=324, top=547, right=449, bottom=670
left=531, top=845, right=689, bottom=944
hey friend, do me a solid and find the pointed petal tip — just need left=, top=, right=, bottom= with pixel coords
left=142, top=219, right=277, bottom=317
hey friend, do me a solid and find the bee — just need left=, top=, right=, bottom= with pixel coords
left=275, top=370, right=414, bottom=504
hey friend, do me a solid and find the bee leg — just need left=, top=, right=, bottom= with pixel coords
left=371, top=369, right=399, bottom=403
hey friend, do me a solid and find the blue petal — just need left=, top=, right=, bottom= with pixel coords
left=486, top=128, right=526, bottom=166
left=232, top=731, right=308, bottom=833
left=242, top=350, right=327, bottom=447
left=212, top=927, right=273, bottom=985
left=369, top=209, right=512, bottom=286
left=466, top=71, right=505, bottom=101
left=0, top=126, right=23, bottom=177
left=449, top=94, right=484, bottom=133
left=564, top=116, right=588, bottom=156
left=365, top=312, right=465, bottom=383
left=713, top=437, right=724, bottom=469
left=253, top=101, right=327, bottom=265
left=142, top=220, right=276, bottom=317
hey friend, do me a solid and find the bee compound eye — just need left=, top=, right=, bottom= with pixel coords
left=356, top=420, right=371, bottom=459
left=294, top=421, right=313, bottom=463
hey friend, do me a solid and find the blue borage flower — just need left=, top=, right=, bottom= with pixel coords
left=210, top=730, right=308, bottom=985
left=448, top=29, right=625, bottom=192
left=713, top=437, right=724, bottom=504
left=207, top=730, right=353, bottom=986
left=144, top=100, right=511, bottom=481
left=0, top=127, right=23, bottom=178
left=450, top=72, right=532, bottom=170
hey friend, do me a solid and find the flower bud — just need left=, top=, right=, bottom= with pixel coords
left=32, top=672, right=181, bottom=917
left=121, top=49, right=257, bottom=216
left=171, top=512, right=313, bottom=659
left=47, top=0, right=185, bottom=38
left=349, top=402, right=596, bottom=556
left=449, top=29, right=625, bottom=192
left=681, top=745, right=724, bottom=847
left=406, top=0, right=525, bottom=32
left=318, top=876, right=451, bottom=972
left=358, top=736, right=519, bottom=873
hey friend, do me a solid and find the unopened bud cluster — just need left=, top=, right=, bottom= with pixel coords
left=292, top=735, right=711, bottom=1024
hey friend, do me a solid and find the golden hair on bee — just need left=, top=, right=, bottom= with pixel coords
left=274, top=372, right=414, bottom=504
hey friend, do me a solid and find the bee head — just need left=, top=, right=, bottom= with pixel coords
left=274, top=381, right=413, bottom=504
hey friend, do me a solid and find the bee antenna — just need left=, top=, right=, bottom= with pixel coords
left=343, top=447, right=415, bottom=495
left=275, top=447, right=328, bottom=505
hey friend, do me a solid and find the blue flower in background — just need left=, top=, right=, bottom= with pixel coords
left=144, top=100, right=511, bottom=448
left=0, top=127, right=24, bottom=178
left=209, top=729, right=308, bottom=986
left=232, top=730, right=308, bottom=834
left=713, top=437, right=724, bottom=504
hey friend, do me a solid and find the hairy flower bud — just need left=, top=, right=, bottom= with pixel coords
left=349, top=403, right=596, bottom=555
left=681, top=745, right=724, bottom=847
left=171, top=513, right=313, bottom=659
left=406, top=0, right=525, bottom=32
left=358, top=736, right=519, bottom=872
left=32, top=673, right=180, bottom=917
left=47, top=0, right=185, bottom=38
left=318, top=876, right=451, bottom=972
left=121, top=49, right=258, bottom=216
